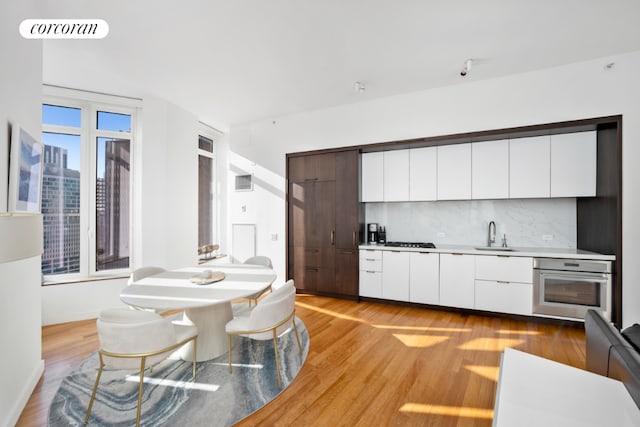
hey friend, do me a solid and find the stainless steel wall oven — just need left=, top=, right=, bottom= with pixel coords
left=533, top=258, right=612, bottom=321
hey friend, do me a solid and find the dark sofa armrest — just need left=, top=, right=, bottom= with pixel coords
left=585, top=309, right=624, bottom=376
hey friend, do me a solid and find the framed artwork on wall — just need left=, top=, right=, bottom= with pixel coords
left=8, top=125, right=43, bottom=213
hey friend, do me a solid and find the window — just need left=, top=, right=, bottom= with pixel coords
left=198, top=129, right=218, bottom=250
left=41, top=91, right=136, bottom=281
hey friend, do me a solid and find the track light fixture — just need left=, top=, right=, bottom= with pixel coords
left=354, top=81, right=366, bottom=93
left=460, top=59, right=473, bottom=77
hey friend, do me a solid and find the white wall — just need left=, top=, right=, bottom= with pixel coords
left=229, top=50, right=640, bottom=327
left=0, top=2, right=44, bottom=426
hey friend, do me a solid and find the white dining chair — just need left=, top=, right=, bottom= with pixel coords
left=241, top=256, right=274, bottom=306
left=127, top=266, right=166, bottom=312
left=226, top=279, right=301, bottom=387
left=84, top=308, right=198, bottom=427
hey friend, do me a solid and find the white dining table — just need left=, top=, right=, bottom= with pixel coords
left=120, top=264, right=276, bottom=361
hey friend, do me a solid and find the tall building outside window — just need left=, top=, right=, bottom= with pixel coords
left=41, top=91, right=136, bottom=281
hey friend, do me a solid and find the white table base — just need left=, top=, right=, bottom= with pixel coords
left=179, top=303, right=233, bottom=362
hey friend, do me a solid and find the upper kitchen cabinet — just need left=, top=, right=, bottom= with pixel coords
left=288, top=152, right=336, bottom=182
left=509, top=136, right=551, bottom=198
left=361, top=152, right=384, bottom=202
left=437, top=143, right=471, bottom=200
left=472, top=139, right=509, bottom=199
left=383, top=149, right=410, bottom=201
left=551, top=131, right=597, bottom=197
left=409, top=146, right=437, bottom=201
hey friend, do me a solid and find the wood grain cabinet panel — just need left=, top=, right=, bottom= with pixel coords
left=287, top=149, right=360, bottom=297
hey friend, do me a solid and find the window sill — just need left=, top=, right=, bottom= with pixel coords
left=42, top=274, right=129, bottom=286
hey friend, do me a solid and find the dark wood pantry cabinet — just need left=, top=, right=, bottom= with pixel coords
left=287, top=149, right=360, bottom=298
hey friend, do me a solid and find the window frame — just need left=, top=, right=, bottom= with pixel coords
left=197, top=124, right=220, bottom=252
left=42, top=86, right=140, bottom=283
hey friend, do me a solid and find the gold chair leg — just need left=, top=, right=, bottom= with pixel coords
left=228, top=334, right=233, bottom=373
left=136, top=356, right=146, bottom=427
left=192, top=337, right=198, bottom=379
left=84, top=354, right=105, bottom=425
left=292, top=318, right=302, bottom=354
left=273, top=329, right=282, bottom=388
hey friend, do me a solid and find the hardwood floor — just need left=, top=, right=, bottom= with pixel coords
left=17, top=295, right=586, bottom=426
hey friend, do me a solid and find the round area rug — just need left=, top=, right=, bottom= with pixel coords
left=48, top=317, right=309, bottom=426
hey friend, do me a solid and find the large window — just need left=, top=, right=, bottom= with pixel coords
left=41, top=93, right=136, bottom=281
left=198, top=130, right=218, bottom=250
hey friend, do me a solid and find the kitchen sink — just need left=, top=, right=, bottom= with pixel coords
left=475, top=246, right=515, bottom=252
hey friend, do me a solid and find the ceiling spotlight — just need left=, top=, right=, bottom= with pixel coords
left=354, top=81, right=366, bottom=93
left=460, top=59, right=473, bottom=77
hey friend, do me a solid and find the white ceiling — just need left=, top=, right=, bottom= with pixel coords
left=40, top=0, right=640, bottom=131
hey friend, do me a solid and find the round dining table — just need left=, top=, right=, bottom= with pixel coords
left=120, top=264, right=276, bottom=361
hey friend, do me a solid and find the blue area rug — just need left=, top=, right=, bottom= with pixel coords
left=48, top=317, right=309, bottom=426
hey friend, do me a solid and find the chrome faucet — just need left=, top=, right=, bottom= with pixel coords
left=487, top=221, right=496, bottom=247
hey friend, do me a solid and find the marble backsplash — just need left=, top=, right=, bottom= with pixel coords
left=365, top=198, right=577, bottom=248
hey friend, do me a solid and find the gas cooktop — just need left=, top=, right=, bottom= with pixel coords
left=384, top=242, right=436, bottom=249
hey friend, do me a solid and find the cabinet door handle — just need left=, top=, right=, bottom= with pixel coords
left=497, top=281, right=510, bottom=284
left=304, top=177, right=318, bottom=181
left=451, top=253, right=463, bottom=256
left=352, top=231, right=356, bottom=247
left=331, top=231, right=335, bottom=245
left=340, top=250, right=354, bottom=255
left=306, top=267, right=319, bottom=273
left=305, top=248, right=320, bottom=253
left=365, top=258, right=376, bottom=261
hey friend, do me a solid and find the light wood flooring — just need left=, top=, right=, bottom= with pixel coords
left=17, top=294, right=586, bottom=426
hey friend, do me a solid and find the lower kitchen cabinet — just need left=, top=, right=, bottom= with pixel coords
left=382, top=251, right=410, bottom=301
left=475, top=280, right=532, bottom=315
left=360, top=270, right=382, bottom=298
left=409, top=252, right=439, bottom=304
left=335, top=249, right=359, bottom=296
left=440, top=253, right=475, bottom=309
left=359, top=249, right=382, bottom=298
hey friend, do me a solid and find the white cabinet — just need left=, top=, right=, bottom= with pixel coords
left=475, top=280, right=532, bottom=316
left=475, top=255, right=533, bottom=283
left=409, top=252, right=439, bottom=304
left=437, top=143, right=471, bottom=200
left=474, top=255, right=533, bottom=315
left=509, top=136, right=550, bottom=198
left=472, top=139, right=509, bottom=199
left=439, top=253, right=475, bottom=309
left=361, top=152, right=383, bottom=202
left=551, top=131, right=597, bottom=197
left=359, top=249, right=382, bottom=298
left=382, top=251, right=410, bottom=301
left=383, top=150, right=410, bottom=201
left=409, top=147, right=437, bottom=201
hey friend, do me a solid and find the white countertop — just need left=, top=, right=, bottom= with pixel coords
left=493, top=348, right=640, bottom=427
left=359, top=243, right=615, bottom=261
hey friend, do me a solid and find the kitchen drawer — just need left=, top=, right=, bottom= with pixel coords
left=360, top=270, right=382, bottom=298
left=475, top=280, right=532, bottom=315
left=360, top=249, right=383, bottom=272
left=475, top=255, right=533, bottom=283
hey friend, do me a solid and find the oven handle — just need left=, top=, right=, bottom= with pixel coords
left=536, top=270, right=610, bottom=282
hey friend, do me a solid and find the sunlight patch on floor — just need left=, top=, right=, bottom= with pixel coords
left=458, top=338, right=523, bottom=351
left=465, top=365, right=500, bottom=382
left=399, top=403, right=493, bottom=419
left=295, top=301, right=365, bottom=323
left=126, top=375, right=220, bottom=392
left=393, top=334, right=449, bottom=348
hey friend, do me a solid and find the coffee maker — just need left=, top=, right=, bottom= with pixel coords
left=367, top=223, right=379, bottom=244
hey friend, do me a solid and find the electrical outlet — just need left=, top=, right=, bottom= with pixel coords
left=271, top=233, right=278, bottom=241
left=542, top=234, right=553, bottom=241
